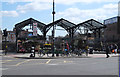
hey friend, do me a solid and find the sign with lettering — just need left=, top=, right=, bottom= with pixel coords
left=104, top=17, right=118, bottom=25
left=33, top=23, right=37, bottom=36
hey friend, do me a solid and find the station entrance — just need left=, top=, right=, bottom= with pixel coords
left=14, top=18, right=105, bottom=57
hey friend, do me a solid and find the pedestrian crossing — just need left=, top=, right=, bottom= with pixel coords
left=0, top=67, right=9, bottom=70
left=0, top=59, right=9, bottom=71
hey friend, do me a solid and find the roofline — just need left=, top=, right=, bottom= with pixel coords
left=15, top=18, right=46, bottom=27
left=104, top=16, right=118, bottom=21
left=46, top=18, right=76, bottom=27
left=69, top=19, right=105, bottom=30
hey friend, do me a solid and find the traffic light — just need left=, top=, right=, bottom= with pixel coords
left=3, top=29, right=8, bottom=37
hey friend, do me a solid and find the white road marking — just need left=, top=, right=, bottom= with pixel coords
left=46, top=60, right=51, bottom=64
left=64, top=61, right=73, bottom=63
left=48, top=64, right=58, bottom=65
left=0, top=68, right=9, bottom=70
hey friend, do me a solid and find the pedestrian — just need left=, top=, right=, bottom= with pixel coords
left=61, top=40, right=65, bottom=56
left=114, top=44, right=118, bottom=54
left=110, top=44, right=113, bottom=54
left=64, top=42, right=68, bottom=56
left=105, top=43, right=110, bottom=58
left=66, top=42, right=69, bottom=51
left=5, top=45, right=8, bottom=55
left=85, top=45, right=89, bottom=56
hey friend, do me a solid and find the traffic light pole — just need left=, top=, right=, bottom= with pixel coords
left=5, top=36, right=7, bottom=55
left=3, top=28, right=7, bottom=55
left=52, top=0, right=55, bottom=57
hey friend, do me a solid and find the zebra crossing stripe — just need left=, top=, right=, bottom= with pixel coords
left=0, top=68, right=9, bottom=70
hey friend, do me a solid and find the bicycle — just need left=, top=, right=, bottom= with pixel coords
left=37, top=49, right=52, bottom=57
left=68, top=49, right=82, bottom=57
left=37, top=44, right=53, bottom=57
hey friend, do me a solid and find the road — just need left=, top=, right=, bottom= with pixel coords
left=1, top=54, right=119, bottom=75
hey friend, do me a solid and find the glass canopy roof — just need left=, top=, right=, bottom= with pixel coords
left=75, top=19, right=104, bottom=30
left=15, top=18, right=105, bottom=35
left=46, top=18, right=76, bottom=32
left=15, top=18, right=46, bottom=33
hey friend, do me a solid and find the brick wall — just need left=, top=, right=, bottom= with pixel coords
left=104, top=22, right=120, bottom=42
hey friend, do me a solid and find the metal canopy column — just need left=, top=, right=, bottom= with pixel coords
left=98, top=28, right=101, bottom=39
left=43, top=31, right=47, bottom=40
left=71, top=28, right=75, bottom=52
left=93, top=29, right=97, bottom=38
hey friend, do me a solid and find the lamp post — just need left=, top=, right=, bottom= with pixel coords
left=52, top=0, right=55, bottom=57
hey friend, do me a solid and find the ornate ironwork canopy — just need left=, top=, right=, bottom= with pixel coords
left=45, top=18, right=76, bottom=33
left=15, top=18, right=46, bottom=34
left=14, top=18, right=106, bottom=38
left=71, top=19, right=105, bottom=30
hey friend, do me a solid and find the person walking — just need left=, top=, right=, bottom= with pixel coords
left=5, top=45, right=8, bottom=55
left=105, top=43, right=110, bottom=58
left=85, top=45, right=89, bottom=56
left=110, top=44, right=113, bottom=54
left=114, top=44, right=118, bottom=54
left=60, top=40, right=65, bottom=56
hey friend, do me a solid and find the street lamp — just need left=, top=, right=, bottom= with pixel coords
left=52, top=0, right=55, bottom=57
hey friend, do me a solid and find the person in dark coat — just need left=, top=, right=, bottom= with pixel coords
left=105, top=43, right=110, bottom=58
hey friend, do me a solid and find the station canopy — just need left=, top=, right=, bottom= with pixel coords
left=45, top=18, right=76, bottom=32
left=74, top=19, right=105, bottom=30
left=15, top=18, right=46, bottom=34
left=15, top=18, right=105, bottom=36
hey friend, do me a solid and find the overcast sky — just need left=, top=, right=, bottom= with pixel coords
left=0, top=0, right=119, bottom=37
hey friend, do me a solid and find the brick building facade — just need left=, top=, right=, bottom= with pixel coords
left=104, top=16, right=120, bottom=42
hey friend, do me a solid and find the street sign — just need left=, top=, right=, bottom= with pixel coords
left=33, top=23, right=37, bottom=36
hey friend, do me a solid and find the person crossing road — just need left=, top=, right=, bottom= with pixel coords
left=105, top=43, right=110, bottom=58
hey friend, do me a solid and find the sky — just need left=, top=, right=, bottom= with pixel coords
left=0, top=0, right=120, bottom=37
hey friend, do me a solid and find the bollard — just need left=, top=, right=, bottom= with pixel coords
left=30, top=46, right=35, bottom=58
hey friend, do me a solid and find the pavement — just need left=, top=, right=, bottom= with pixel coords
left=0, top=50, right=119, bottom=59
